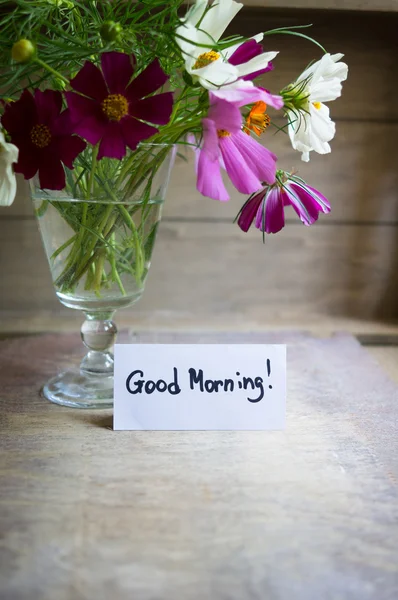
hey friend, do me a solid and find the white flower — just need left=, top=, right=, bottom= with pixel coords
left=176, top=0, right=277, bottom=89
left=285, top=53, right=348, bottom=162
left=0, top=130, right=18, bottom=207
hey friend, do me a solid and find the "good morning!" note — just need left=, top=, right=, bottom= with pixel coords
left=113, top=344, right=286, bottom=431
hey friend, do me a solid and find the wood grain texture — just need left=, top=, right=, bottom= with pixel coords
left=233, top=9, right=398, bottom=120
left=1, top=9, right=397, bottom=328
left=0, top=331, right=397, bottom=600
left=1, top=220, right=398, bottom=320
left=241, top=0, right=398, bottom=11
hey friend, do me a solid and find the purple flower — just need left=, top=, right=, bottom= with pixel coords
left=65, top=52, right=173, bottom=160
left=194, top=92, right=278, bottom=202
left=2, top=89, right=86, bottom=190
left=237, top=172, right=331, bottom=234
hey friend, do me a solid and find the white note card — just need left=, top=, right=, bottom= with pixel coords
left=113, top=344, right=286, bottom=431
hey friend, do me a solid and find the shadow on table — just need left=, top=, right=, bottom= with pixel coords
left=67, top=412, right=113, bottom=430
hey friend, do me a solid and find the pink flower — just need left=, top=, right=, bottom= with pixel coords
left=211, top=79, right=283, bottom=111
left=195, top=91, right=278, bottom=202
left=237, top=172, right=331, bottom=234
left=2, top=89, right=86, bottom=190
left=66, top=52, right=173, bottom=160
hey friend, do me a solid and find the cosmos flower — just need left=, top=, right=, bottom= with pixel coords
left=66, top=52, right=173, bottom=160
left=176, top=0, right=277, bottom=89
left=193, top=91, right=278, bottom=201
left=283, top=53, right=348, bottom=162
left=237, top=171, right=331, bottom=234
left=2, top=89, right=86, bottom=190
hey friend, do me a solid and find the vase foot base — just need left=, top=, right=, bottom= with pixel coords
left=42, top=370, right=113, bottom=409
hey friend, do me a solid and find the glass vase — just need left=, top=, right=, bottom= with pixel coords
left=31, top=145, right=175, bottom=409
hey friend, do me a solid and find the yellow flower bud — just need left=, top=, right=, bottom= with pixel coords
left=11, top=39, right=35, bottom=63
left=100, top=21, right=122, bottom=42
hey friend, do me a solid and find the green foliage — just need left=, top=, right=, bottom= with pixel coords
left=0, top=0, right=186, bottom=100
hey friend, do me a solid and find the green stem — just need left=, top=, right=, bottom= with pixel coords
left=94, top=251, right=105, bottom=295
left=118, top=205, right=144, bottom=285
left=86, top=144, right=99, bottom=199
left=50, top=233, right=77, bottom=260
left=35, top=58, right=69, bottom=84
left=109, top=233, right=126, bottom=295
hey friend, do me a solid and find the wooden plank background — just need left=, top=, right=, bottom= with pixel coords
left=243, top=0, right=398, bottom=11
left=1, top=9, right=398, bottom=330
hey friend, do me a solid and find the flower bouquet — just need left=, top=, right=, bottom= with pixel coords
left=0, top=0, right=347, bottom=408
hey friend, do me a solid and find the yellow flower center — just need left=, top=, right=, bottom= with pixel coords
left=101, top=94, right=129, bottom=121
left=313, top=102, right=322, bottom=110
left=30, top=124, right=51, bottom=148
left=217, top=129, right=231, bottom=138
left=193, top=50, right=220, bottom=70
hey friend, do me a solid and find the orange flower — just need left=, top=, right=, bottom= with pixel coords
left=244, top=101, right=271, bottom=136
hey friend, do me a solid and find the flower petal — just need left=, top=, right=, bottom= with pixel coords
left=72, top=115, right=107, bottom=146
left=223, top=33, right=264, bottom=60
left=236, top=51, right=277, bottom=79
left=197, top=148, right=229, bottom=201
left=201, top=117, right=220, bottom=161
left=207, top=96, right=242, bottom=134
left=306, top=184, right=331, bottom=213
left=219, top=135, right=263, bottom=194
left=298, top=53, right=347, bottom=87
left=0, top=167, right=17, bottom=206
left=256, top=187, right=284, bottom=234
left=131, top=92, right=173, bottom=125
left=0, top=133, right=18, bottom=206
left=285, top=183, right=319, bottom=225
left=241, top=61, right=274, bottom=81
left=66, top=91, right=100, bottom=122
left=310, top=78, right=344, bottom=103
left=287, top=181, right=330, bottom=224
left=231, top=131, right=277, bottom=185
left=237, top=189, right=265, bottom=232
left=55, top=135, right=86, bottom=169
left=97, top=122, right=126, bottom=160
left=211, top=80, right=283, bottom=109
left=183, top=0, right=208, bottom=27
left=52, top=108, right=74, bottom=136
left=193, top=60, right=239, bottom=89
left=309, top=104, right=335, bottom=146
left=38, top=149, right=66, bottom=190
left=70, top=61, right=108, bottom=101
left=228, top=38, right=264, bottom=65
left=101, top=52, right=135, bottom=95
left=13, top=140, right=39, bottom=180
left=176, top=24, right=213, bottom=63
left=1, top=90, right=37, bottom=136
left=199, top=0, right=243, bottom=44
left=34, top=89, right=63, bottom=126
left=121, top=117, right=158, bottom=152
left=65, top=92, right=107, bottom=145
left=127, top=58, right=169, bottom=100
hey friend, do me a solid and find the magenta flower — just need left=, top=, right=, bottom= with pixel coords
left=194, top=91, right=278, bottom=202
left=65, top=52, right=173, bottom=160
left=237, top=171, right=331, bottom=234
left=1, top=89, right=86, bottom=190
left=228, top=36, right=275, bottom=81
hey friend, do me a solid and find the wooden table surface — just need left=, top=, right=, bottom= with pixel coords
left=1, top=330, right=397, bottom=600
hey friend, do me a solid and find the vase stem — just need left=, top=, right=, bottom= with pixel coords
left=80, top=312, right=117, bottom=377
